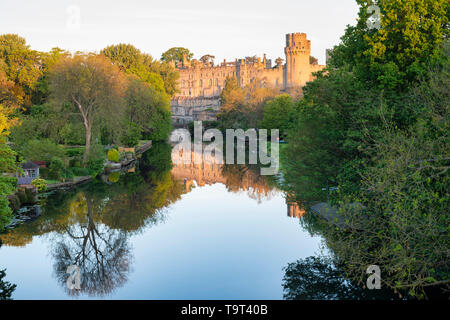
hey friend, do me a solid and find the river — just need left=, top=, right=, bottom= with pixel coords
left=0, top=143, right=395, bottom=300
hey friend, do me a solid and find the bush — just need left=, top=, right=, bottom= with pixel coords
left=31, top=178, right=47, bottom=192
left=48, top=157, right=65, bottom=180
left=66, top=147, right=85, bottom=157
left=107, top=149, right=120, bottom=162
left=87, top=159, right=104, bottom=177
left=69, top=158, right=82, bottom=168
left=121, top=122, right=142, bottom=147
left=71, top=167, right=90, bottom=176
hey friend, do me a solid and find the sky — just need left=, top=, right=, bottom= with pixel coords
left=0, top=0, right=359, bottom=65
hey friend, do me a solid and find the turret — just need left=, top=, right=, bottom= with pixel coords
left=284, top=33, right=311, bottom=88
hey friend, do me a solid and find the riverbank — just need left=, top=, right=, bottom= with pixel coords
left=4, top=141, right=154, bottom=230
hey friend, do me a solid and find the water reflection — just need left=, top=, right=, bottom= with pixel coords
left=1, top=143, right=393, bottom=300
left=51, top=192, right=131, bottom=297
left=171, top=149, right=278, bottom=203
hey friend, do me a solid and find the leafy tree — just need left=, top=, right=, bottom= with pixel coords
left=123, top=78, right=172, bottom=143
left=0, top=103, right=19, bottom=230
left=218, top=76, right=279, bottom=130
left=32, top=47, right=69, bottom=105
left=50, top=54, right=126, bottom=163
left=0, top=34, right=42, bottom=107
left=200, top=54, right=215, bottom=64
left=161, top=47, right=193, bottom=64
left=20, top=139, right=65, bottom=163
left=260, top=94, right=296, bottom=137
left=102, top=44, right=180, bottom=97
left=282, top=0, right=450, bottom=298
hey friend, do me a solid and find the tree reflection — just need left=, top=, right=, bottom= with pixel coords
left=282, top=256, right=399, bottom=300
left=0, top=242, right=16, bottom=300
left=51, top=192, right=132, bottom=297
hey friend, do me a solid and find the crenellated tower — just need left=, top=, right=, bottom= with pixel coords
left=284, top=33, right=311, bottom=88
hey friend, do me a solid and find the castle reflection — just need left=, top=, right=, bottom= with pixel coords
left=171, top=149, right=279, bottom=203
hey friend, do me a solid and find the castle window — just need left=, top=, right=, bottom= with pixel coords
left=200, top=80, right=203, bottom=87
left=209, top=79, right=212, bottom=86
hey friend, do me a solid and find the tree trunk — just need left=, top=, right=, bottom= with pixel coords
left=83, top=124, right=91, bottom=165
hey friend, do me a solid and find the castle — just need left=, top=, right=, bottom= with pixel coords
left=171, top=33, right=325, bottom=125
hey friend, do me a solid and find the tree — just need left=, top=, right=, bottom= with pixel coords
left=260, top=94, right=296, bottom=137
left=123, top=78, right=172, bottom=144
left=161, top=47, right=193, bottom=64
left=0, top=103, right=19, bottom=231
left=101, top=44, right=179, bottom=97
left=50, top=54, right=127, bottom=163
left=217, top=76, right=278, bottom=129
left=245, top=56, right=258, bottom=64
left=200, top=54, right=215, bottom=65
left=0, top=34, right=42, bottom=107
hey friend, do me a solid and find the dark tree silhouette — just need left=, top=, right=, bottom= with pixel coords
left=282, top=256, right=398, bottom=300
left=0, top=268, right=16, bottom=300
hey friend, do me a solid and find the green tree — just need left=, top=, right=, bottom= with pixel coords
left=102, top=44, right=179, bottom=97
left=123, top=78, right=172, bottom=144
left=260, top=94, right=296, bottom=137
left=161, top=47, right=193, bottom=64
left=0, top=103, right=19, bottom=230
left=50, top=54, right=127, bottom=163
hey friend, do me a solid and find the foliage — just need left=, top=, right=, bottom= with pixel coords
left=217, top=77, right=278, bottom=130
left=107, top=149, right=120, bottom=162
left=70, top=167, right=90, bottom=177
left=282, top=0, right=450, bottom=298
left=31, top=178, right=47, bottom=192
left=260, top=94, right=296, bottom=137
left=123, top=78, right=172, bottom=143
left=20, top=139, right=65, bottom=163
left=50, top=54, right=127, bottom=163
left=283, top=256, right=397, bottom=300
left=161, top=47, right=193, bottom=64
left=48, top=157, right=67, bottom=180
left=0, top=103, right=19, bottom=231
left=0, top=34, right=42, bottom=107
left=101, top=44, right=179, bottom=97
left=0, top=269, right=16, bottom=300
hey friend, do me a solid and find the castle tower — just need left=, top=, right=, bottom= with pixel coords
left=284, top=33, right=311, bottom=88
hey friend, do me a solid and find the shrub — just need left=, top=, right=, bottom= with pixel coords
left=71, top=167, right=90, bottom=177
left=107, top=149, right=120, bottom=162
left=66, top=147, right=85, bottom=157
left=48, top=157, right=65, bottom=180
left=31, top=178, right=47, bottom=192
left=87, top=158, right=105, bottom=177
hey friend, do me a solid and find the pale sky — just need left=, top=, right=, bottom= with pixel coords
left=0, top=0, right=359, bottom=65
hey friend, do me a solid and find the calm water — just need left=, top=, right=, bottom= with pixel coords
left=0, top=144, right=324, bottom=299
